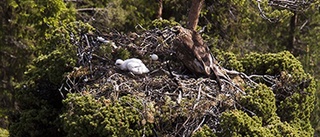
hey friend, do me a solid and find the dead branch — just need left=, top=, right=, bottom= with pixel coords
left=268, top=0, right=312, bottom=11
left=76, top=8, right=108, bottom=12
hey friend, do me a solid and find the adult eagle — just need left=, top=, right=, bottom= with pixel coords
left=172, top=26, right=229, bottom=87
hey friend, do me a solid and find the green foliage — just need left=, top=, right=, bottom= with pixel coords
left=202, top=0, right=293, bottom=53
left=217, top=51, right=316, bottom=137
left=240, top=52, right=315, bottom=130
left=240, top=84, right=277, bottom=124
left=162, top=0, right=190, bottom=25
left=148, top=19, right=179, bottom=29
left=219, top=110, right=313, bottom=137
left=60, top=94, right=153, bottom=137
left=0, top=128, right=9, bottom=137
left=116, top=48, right=131, bottom=60
left=241, top=51, right=304, bottom=75
left=77, top=0, right=112, bottom=8
left=25, top=22, right=93, bottom=84
left=71, top=0, right=158, bottom=31
left=6, top=1, right=92, bottom=136
left=9, top=97, right=62, bottom=137
left=219, top=109, right=313, bottom=137
left=0, top=0, right=35, bottom=128
left=276, top=79, right=315, bottom=128
left=219, top=110, right=271, bottom=137
left=8, top=0, right=75, bottom=40
left=122, top=0, right=158, bottom=30
left=156, top=95, right=184, bottom=132
left=88, top=0, right=129, bottom=32
left=9, top=21, right=94, bottom=137
left=296, top=3, right=320, bottom=135
left=1, top=0, right=318, bottom=136
left=312, top=81, right=320, bottom=135
left=192, top=125, right=216, bottom=137
left=210, top=48, right=244, bottom=72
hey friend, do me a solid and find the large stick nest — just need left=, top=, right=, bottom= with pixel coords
left=59, top=26, right=283, bottom=136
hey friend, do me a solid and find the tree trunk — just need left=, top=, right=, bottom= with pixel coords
left=288, top=11, right=297, bottom=55
left=156, top=0, right=163, bottom=19
left=187, top=0, right=204, bottom=30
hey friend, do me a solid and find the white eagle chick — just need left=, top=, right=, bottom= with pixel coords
left=115, top=58, right=150, bottom=74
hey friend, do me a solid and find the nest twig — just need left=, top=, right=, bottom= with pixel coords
left=59, top=25, right=286, bottom=136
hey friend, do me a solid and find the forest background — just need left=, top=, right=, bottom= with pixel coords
left=0, top=0, right=320, bottom=136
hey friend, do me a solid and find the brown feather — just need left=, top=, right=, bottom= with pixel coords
left=173, top=26, right=214, bottom=76
left=172, top=26, right=242, bottom=91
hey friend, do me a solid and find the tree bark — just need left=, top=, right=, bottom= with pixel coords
left=187, top=0, right=204, bottom=30
left=156, top=0, right=163, bottom=19
left=288, top=11, right=297, bottom=55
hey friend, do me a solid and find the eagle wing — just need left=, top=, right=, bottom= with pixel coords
left=172, top=26, right=243, bottom=91
left=126, top=61, right=149, bottom=74
left=173, top=26, right=213, bottom=76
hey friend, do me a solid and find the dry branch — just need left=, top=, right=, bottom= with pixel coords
left=76, top=8, right=108, bottom=12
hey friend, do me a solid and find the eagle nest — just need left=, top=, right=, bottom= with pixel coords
left=60, top=26, right=274, bottom=136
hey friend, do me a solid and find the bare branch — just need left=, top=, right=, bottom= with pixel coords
left=76, top=8, right=108, bottom=12
left=269, top=0, right=313, bottom=11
